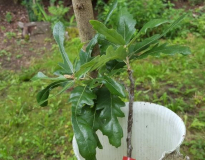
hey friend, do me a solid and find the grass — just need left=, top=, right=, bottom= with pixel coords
left=0, top=38, right=81, bottom=160
left=0, top=36, right=205, bottom=159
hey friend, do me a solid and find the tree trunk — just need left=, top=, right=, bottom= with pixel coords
left=72, top=0, right=100, bottom=78
left=72, top=0, right=95, bottom=50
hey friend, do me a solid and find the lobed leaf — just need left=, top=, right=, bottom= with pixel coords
left=70, top=86, right=99, bottom=160
left=36, top=80, right=68, bottom=107
left=97, top=76, right=126, bottom=98
left=69, top=86, right=97, bottom=109
left=90, top=20, right=126, bottom=45
left=96, top=87, right=125, bottom=147
left=53, top=22, right=74, bottom=74
left=75, top=46, right=127, bottom=78
left=117, top=8, right=136, bottom=43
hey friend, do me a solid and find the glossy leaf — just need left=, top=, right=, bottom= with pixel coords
left=104, top=0, right=118, bottom=25
left=74, top=58, right=95, bottom=78
left=86, top=34, right=99, bottom=56
left=75, top=46, right=127, bottom=78
left=53, top=22, right=74, bottom=74
left=96, top=87, right=125, bottom=147
left=90, top=20, right=126, bottom=45
left=117, top=8, right=136, bottom=43
left=69, top=86, right=97, bottom=109
left=36, top=80, right=67, bottom=106
left=94, top=46, right=127, bottom=69
left=98, top=76, right=126, bottom=98
left=31, top=72, right=66, bottom=81
left=138, top=43, right=191, bottom=59
left=138, top=19, right=170, bottom=35
left=70, top=86, right=98, bottom=160
left=106, top=60, right=125, bottom=72
left=37, top=80, right=74, bottom=107
left=131, top=34, right=160, bottom=56
left=98, top=34, right=114, bottom=54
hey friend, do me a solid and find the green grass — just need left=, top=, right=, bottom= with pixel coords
left=0, top=36, right=205, bottom=159
left=0, top=38, right=81, bottom=160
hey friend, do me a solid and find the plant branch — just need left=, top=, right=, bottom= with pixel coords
left=126, top=57, right=135, bottom=158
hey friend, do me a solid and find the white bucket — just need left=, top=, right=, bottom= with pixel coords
left=73, top=102, right=186, bottom=160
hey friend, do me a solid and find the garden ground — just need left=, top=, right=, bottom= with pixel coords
left=0, top=2, right=205, bottom=160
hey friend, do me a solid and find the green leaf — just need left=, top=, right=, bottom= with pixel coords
left=104, top=0, right=118, bottom=25
left=93, top=46, right=127, bottom=69
left=37, top=80, right=67, bottom=107
left=131, top=14, right=189, bottom=57
left=131, top=34, right=160, bottom=57
left=86, top=34, right=99, bottom=56
left=53, top=22, right=74, bottom=74
left=75, top=46, right=127, bottom=78
left=129, top=14, right=187, bottom=46
left=98, top=34, right=114, bottom=54
left=160, top=14, right=187, bottom=38
left=98, top=76, right=126, bottom=98
left=31, top=72, right=66, bottom=81
left=36, top=80, right=74, bottom=107
left=138, top=19, right=170, bottom=35
left=138, top=43, right=191, bottom=59
left=69, top=86, right=97, bottom=109
left=70, top=86, right=98, bottom=160
left=117, top=8, right=136, bottom=43
left=79, top=49, right=90, bottom=66
left=96, top=87, right=125, bottom=147
left=73, top=58, right=81, bottom=72
left=106, top=60, right=125, bottom=72
left=74, top=59, right=95, bottom=78
left=90, top=20, right=126, bottom=45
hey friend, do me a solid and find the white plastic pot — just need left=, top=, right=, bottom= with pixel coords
left=73, top=102, right=186, bottom=160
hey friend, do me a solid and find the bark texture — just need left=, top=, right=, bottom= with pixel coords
left=72, top=0, right=100, bottom=78
left=126, top=57, right=134, bottom=158
left=72, top=0, right=95, bottom=50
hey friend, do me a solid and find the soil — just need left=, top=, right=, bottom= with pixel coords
left=0, top=0, right=204, bottom=71
left=0, top=3, right=54, bottom=71
left=172, top=0, right=204, bottom=10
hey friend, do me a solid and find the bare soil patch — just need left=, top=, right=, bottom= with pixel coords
left=0, top=3, right=53, bottom=71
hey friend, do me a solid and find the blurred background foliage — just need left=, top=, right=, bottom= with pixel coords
left=0, top=0, right=205, bottom=159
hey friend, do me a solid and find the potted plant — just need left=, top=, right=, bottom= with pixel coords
left=32, top=1, right=190, bottom=160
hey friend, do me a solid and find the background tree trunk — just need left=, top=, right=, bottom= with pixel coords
left=72, top=0, right=95, bottom=50
left=72, top=0, right=100, bottom=78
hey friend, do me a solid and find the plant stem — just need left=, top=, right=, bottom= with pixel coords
left=126, top=57, right=135, bottom=158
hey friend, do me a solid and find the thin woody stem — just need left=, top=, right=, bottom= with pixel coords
left=126, top=57, right=135, bottom=158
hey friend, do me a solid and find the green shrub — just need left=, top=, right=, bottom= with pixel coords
left=127, top=0, right=166, bottom=29
left=5, top=12, right=12, bottom=23
left=189, top=0, right=204, bottom=5
left=97, top=0, right=205, bottom=38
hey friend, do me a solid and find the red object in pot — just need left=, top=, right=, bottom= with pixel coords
left=122, top=156, right=136, bottom=160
